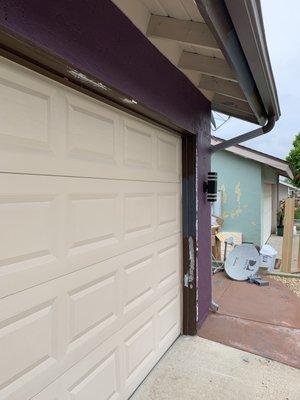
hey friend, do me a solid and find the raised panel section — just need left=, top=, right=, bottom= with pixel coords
left=124, top=256, right=154, bottom=313
left=68, top=351, right=119, bottom=400
left=0, top=301, right=56, bottom=394
left=157, top=135, right=178, bottom=174
left=69, top=273, right=118, bottom=344
left=67, top=99, right=117, bottom=162
left=0, top=195, right=57, bottom=272
left=124, top=194, right=154, bottom=236
left=158, top=294, right=180, bottom=348
left=158, top=192, right=178, bottom=226
left=69, top=194, right=118, bottom=252
left=158, top=243, right=179, bottom=287
left=124, top=120, right=153, bottom=168
left=0, top=56, right=181, bottom=182
left=0, top=78, right=50, bottom=148
left=125, top=319, right=155, bottom=384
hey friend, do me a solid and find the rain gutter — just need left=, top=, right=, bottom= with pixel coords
left=211, top=115, right=275, bottom=153
left=196, top=0, right=279, bottom=153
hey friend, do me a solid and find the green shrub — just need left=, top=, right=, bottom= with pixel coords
left=295, top=208, right=300, bottom=219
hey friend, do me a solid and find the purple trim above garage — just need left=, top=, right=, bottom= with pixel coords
left=0, top=0, right=210, bottom=135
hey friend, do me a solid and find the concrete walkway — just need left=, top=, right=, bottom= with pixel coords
left=131, top=337, right=300, bottom=400
left=198, top=272, right=300, bottom=368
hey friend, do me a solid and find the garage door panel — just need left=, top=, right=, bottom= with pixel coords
left=66, top=235, right=181, bottom=356
left=0, top=237, right=181, bottom=399
left=0, top=56, right=182, bottom=400
left=123, top=255, right=155, bottom=314
left=124, top=193, right=155, bottom=237
left=67, top=180, right=180, bottom=278
left=158, top=237, right=181, bottom=289
left=68, top=272, right=119, bottom=345
left=68, top=193, right=120, bottom=250
left=124, top=118, right=155, bottom=170
left=0, top=194, right=58, bottom=266
left=0, top=289, right=60, bottom=400
left=0, top=57, right=181, bottom=184
left=158, top=191, right=180, bottom=227
left=158, top=293, right=180, bottom=351
left=23, top=285, right=180, bottom=400
left=68, top=285, right=180, bottom=400
left=122, top=285, right=180, bottom=398
left=0, top=175, right=64, bottom=298
left=68, top=351, right=120, bottom=400
left=0, top=173, right=180, bottom=299
left=124, top=318, right=156, bottom=387
left=157, top=132, right=180, bottom=176
left=0, top=59, right=59, bottom=162
left=0, top=79, right=50, bottom=149
left=66, top=93, right=121, bottom=166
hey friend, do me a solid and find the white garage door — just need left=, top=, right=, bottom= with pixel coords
left=262, top=184, right=272, bottom=244
left=0, top=57, right=182, bottom=400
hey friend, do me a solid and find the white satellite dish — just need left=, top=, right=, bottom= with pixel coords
left=224, top=243, right=260, bottom=281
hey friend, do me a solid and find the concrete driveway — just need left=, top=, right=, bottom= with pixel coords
left=198, top=272, right=300, bottom=368
left=131, top=336, right=300, bottom=400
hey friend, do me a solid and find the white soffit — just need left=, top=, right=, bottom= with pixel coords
left=111, top=0, right=259, bottom=123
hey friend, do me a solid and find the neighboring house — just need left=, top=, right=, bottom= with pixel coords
left=278, top=179, right=300, bottom=206
left=212, top=137, right=292, bottom=246
left=0, top=1, right=279, bottom=399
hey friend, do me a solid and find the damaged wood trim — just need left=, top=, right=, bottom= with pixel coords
left=182, top=135, right=197, bottom=335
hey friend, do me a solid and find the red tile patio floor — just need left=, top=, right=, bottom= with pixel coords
left=198, top=272, right=300, bottom=369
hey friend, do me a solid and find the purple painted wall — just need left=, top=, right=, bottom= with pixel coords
left=0, top=0, right=210, bottom=135
left=197, top=121, right=212, bottom=326
left=0, top=0, right=212, bottom=326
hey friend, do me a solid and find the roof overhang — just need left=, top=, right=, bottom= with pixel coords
left=224, top=0, right=280, bottom=121
left=212, top=136, right=293, bottom=179
left=112, top=0, right=279, bottom=125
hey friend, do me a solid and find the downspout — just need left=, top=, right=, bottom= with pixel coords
left=210, top=114, right=276, bottom=153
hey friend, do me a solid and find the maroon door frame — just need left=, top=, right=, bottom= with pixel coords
left=182, top=135, right=197, bottom=335
left=182, top=126, right=212, bottom=334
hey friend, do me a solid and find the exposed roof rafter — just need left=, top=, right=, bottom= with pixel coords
left=212, top=104, right=258, bottom=124
left=199, top=75, right=246, bottom=101
left=147, top=14, right=219, bottom=50
left=213, top=93, right=252, bottom=114
left=178, top=51, right=236, bottom=81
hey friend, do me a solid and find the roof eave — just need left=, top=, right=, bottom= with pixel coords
left=196, top=0, right=268, bottom=126
left=224, top=0, right=280, bottom=121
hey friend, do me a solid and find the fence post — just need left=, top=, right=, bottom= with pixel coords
left=297, top=228, right=300, bottom=272
left=281, top=197, right=295, bottom=273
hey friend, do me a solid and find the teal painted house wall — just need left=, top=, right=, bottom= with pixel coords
left=212, top=150, right=262, bottom=245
